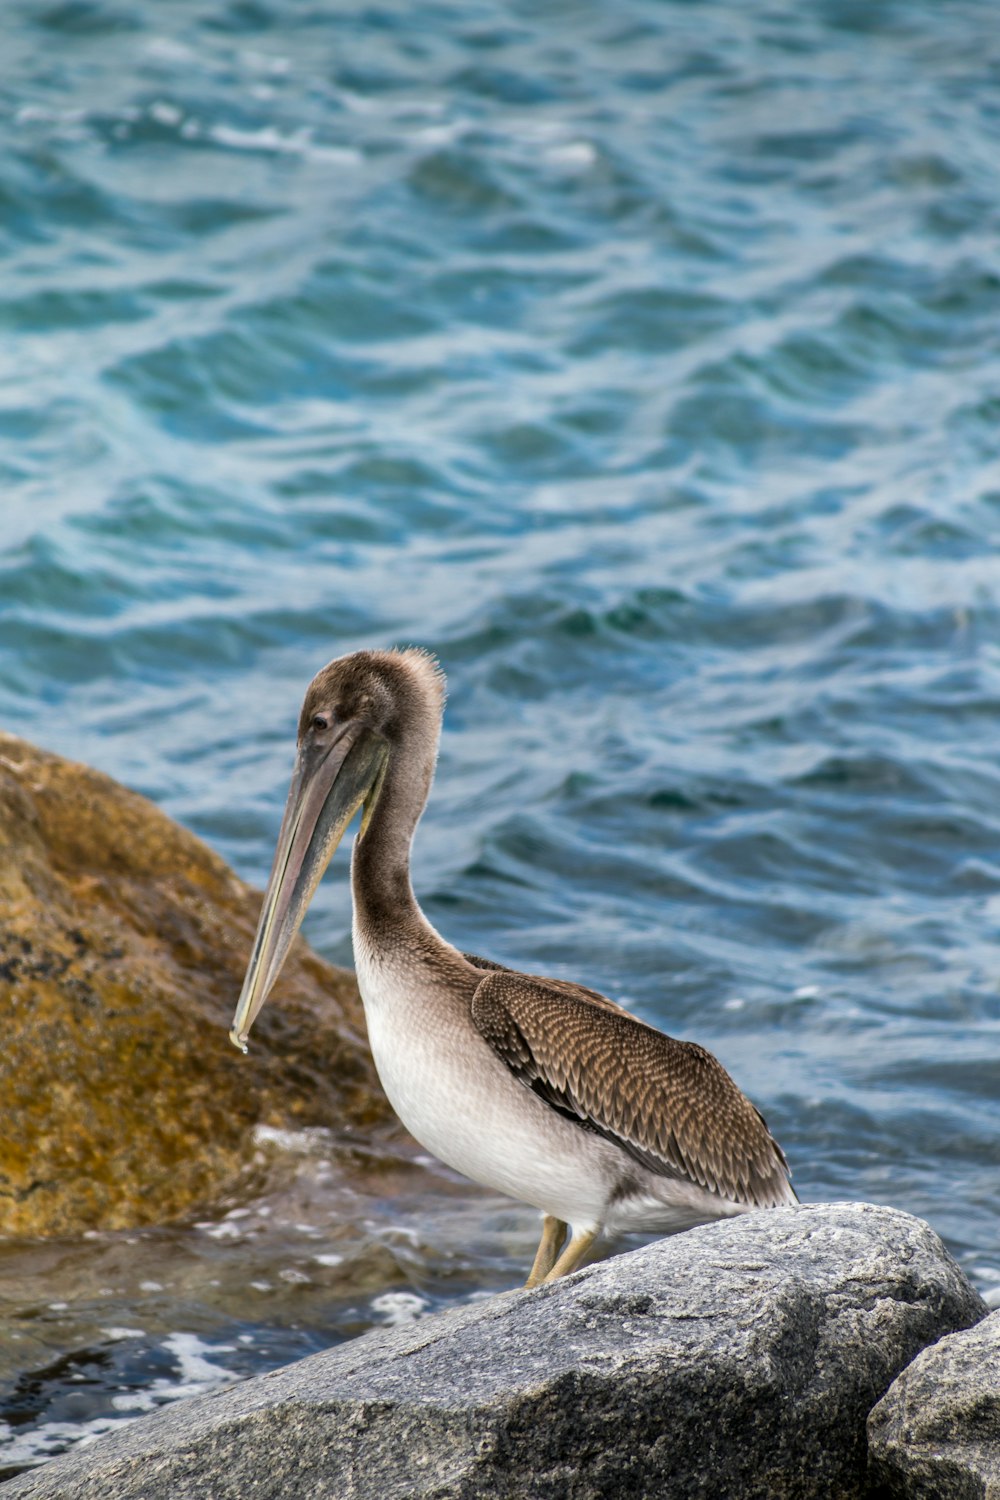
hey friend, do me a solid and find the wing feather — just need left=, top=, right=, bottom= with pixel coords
left=463, top=952, right=633, bottom=1017
left=470, top=969, right=794, bottom=1209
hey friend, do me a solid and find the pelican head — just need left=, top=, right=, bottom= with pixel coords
left=229, top=648, right=444, bottom=1052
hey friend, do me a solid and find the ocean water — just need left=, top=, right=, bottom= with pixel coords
left=2, top=0, right=1000, bottom=1478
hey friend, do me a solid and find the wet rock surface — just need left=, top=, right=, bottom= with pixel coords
left=3, top=1203, right=986, bottom=1500
left=0, top=733, right=388, bottom=1235
left=868, top=1310, right=1000, bottom=1500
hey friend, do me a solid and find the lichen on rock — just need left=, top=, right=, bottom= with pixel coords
left=0, top=732, right=388, bottom=1236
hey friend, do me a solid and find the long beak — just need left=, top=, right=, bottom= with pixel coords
left=229, top=723, right=388, bottom=1052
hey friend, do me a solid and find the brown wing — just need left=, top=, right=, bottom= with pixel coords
left=470, top=969, right=795, bottom=1209
left=463, top=953, right=633, bottom=1018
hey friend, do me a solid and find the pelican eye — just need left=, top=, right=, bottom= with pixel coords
left=311, top=714, right=330, bottom=732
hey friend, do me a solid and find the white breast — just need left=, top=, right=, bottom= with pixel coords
left=352, top=933, right=613, bottom=1229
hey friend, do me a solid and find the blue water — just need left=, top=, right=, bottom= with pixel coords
left=3, top=0, right=1000, bottom=1476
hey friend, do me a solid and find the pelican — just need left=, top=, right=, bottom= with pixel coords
left=230, top=648, right=795, bottom=1285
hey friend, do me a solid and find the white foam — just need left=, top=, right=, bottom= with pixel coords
left=110, top=1392, right=157, bottom=1413
left=370, top=1291, right=429, bottom=1327
left=385, top=1225, right=420, bottom=1246
left=195, top=1205, right=259, bottom=1239
left=1, top=1331, right=237, bottom=1464
left=15, top=104, right=86, bottom=126
left=252, top=1123, right=333, bottom=1155
left=150, top=101, right=182, bottom=127
left=106, top=1333, right=239, bottom=1417
left=197, top=1219, right=246, bottom=1240
left=0, top=1326, right=245, bottom=1464
left=544, top=141, right=596, bottom=172
left=207, top=123, right=362, bottom=167
left=0, top=1416, right=122, bottom=1468
left=143, top=37, right=198, bottom=65
left=154, top=1332, right=237, bottom=1399
left=412, top=122, right=467, bottom=149
left=239, top=49, right=292, bottom=75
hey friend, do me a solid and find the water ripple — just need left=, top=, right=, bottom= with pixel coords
left=3, top=0, right=1000, bottom=1477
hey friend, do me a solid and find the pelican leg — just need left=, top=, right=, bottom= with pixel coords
left=524, top=1215, right=567, bottom=1288
left=542, top=1225, right=599, bottom=1283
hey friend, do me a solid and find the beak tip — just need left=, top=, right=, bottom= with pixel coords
left=229, top=1024, right=250, bottom=1055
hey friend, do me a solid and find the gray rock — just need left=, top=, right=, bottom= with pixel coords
left=5, top=1203, right=985, bottom=1500
left=868, top=1309, right=1000, bottom=1499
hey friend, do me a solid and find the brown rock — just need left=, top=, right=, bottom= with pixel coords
left=0, top=732, right=388, bottom=1236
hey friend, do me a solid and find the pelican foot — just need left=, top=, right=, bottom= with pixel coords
left=524, top=1215, right=567, bottom=1288
left=542, top=1225, right=598, bottom=1282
